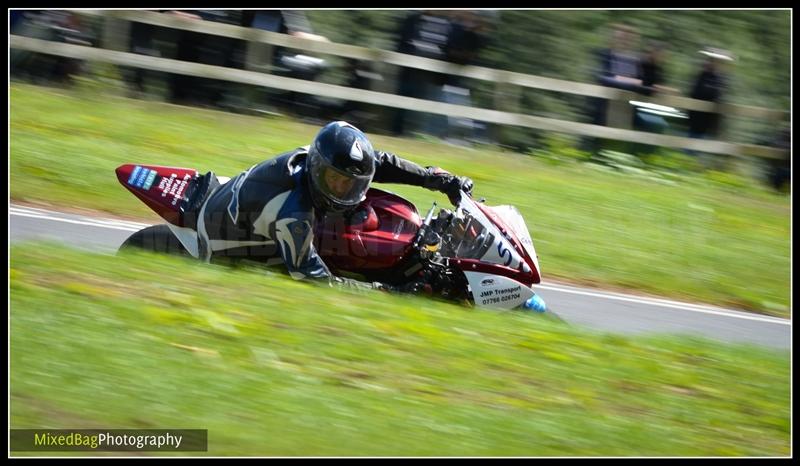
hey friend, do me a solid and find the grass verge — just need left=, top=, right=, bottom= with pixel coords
left=10, top=243, right=790, bottom=456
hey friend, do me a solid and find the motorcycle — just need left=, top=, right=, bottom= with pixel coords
left=115, top=163, right=550, bottom=314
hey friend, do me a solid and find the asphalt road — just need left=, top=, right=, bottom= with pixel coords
left=10, top=204, right=791, bottom=350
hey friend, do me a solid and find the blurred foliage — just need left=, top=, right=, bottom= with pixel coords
left=529, top=133, right=592, bottom=165
left=641, top=150, right=704, bottom=173
left=72, top=61, right=128, bottom=96
left=307, top=10, right=790, bottom=150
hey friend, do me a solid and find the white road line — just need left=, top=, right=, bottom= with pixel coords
left=536, top=283, right=790, bottom=325
left=10, top=207, right=150, bottom=228
left=10, top=206, right=151, bottom=230
left=9, top=205, right=59, bottom=215
left=540, top=281, right=785, bottom=317
left=81, top=218, right=151, bottom=229
left=10, top=211, right=144, bottom=232
left=9, top=205, right=792, bottom=326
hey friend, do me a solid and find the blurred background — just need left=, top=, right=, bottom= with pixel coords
left=9, top=9, right=792, bottom=191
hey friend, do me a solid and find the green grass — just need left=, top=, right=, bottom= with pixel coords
left=10, top=243, right=790, bottom=456
left=9, top=83, right=791, bottom=316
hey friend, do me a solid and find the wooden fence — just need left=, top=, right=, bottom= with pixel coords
left=9, top=9, right=790, bottom=160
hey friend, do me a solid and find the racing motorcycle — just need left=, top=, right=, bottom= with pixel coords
left=115, top=163, right=550, bottom=314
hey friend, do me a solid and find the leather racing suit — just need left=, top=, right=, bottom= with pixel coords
left=195, top=146, right=470, bottom=287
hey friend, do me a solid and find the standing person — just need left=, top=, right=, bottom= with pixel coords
left=166, top=10, right=246, bottom=107
left=241, top=10, right=330, bottom=113
left=590, top=23, right=645, bottom=125
left=684, top=47, right=733, bottom=165
left=639, top=40, right=679, bottom=96
left=391, top=10, right=454, bottom=136
left=437, top=10, right=493, bottom=143
left=763, top=126, right=790, bottom=193
left=633, top=40, right=676, bottom=134
left=687, top=47, right=733, bottom=140
left=123, top=20, right=163, bottom=97
left=581, top=23, right=644, bottom=156
left=10, top=11, right=94, bottom=84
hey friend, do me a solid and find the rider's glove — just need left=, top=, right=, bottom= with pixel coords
left=423, top=167, right=474, bottom=206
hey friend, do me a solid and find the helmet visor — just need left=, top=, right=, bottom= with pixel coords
left=311, top=162, right=372, bottom=206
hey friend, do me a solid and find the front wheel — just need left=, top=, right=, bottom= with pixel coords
left=118, top=224, right=190, bottom=257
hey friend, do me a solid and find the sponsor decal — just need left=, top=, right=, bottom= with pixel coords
left=156, top=173, right=193, bottom=205
left=497, top=242, right=513, bottom=267
left=350, top=140, right=363, bottom=161
left=134, top=168, right=151, bottom=188
left=169, top=174, right=193, bottom=206
left=160, top=174, right=177, bottom=197
left=142, top=170, right=157, bottom=191
left=478, top=285, right=522, bottom=306
left=480, top=278, right=495, bottom=287
left=127, top=166, right=142, bottom=186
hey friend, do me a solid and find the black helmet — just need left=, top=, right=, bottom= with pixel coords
left=307, top=121, right=376, bottom=213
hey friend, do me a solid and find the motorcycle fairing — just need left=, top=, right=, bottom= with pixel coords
left=315, top=188, right=422, bottom=271
left=447, top=196, right=541, bottom=284
left=462, top=271, right=535, bottom=309
left=116, top=164, right=198, bottom=227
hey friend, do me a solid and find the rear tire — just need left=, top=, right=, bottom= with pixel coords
left=118, top=224, right=190, bottom=257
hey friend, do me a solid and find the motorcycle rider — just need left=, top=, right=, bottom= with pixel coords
left=192, top=121, right=473, bottom=290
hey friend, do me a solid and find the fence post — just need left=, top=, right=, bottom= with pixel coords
left=491, top=71, right=522, bottom=143
left=101, top=12, right=130, bottom=52
left=605, top=97, right=634, bottom=129
left=239, top=29, right=276, bottom=112
left=493, top=72, right=521, bottom=113
left=369, top=55, right=397, bottom=126
left=244, top=33, right=274, bottom=73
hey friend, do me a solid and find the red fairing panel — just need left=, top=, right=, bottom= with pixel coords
left=315, top=188, right=421, bottom=271
left=116, top=164, right=198, bottom=226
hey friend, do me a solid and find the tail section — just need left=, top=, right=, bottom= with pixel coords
left=116, top=164, right=198, bottom=226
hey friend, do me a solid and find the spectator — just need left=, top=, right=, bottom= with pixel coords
left=436, top=10, right=493, bottom=144
left=633, top=40, right=674, bottom=134
left=581, top=23, right=644, bottom=155
left=763, top=126, right=790, bottom=193
left=590, top=23, right=644, bottom=126
left=242, top=10, right=328, bottom=43
left=165, top=10, right=247, bottom=107
left=640, top=40, right=680, bottom=96
left=241, top=10, right=330, bottom=114
left=10, top=11, right=94, bottom=84
left=444, top=10, right=490, bottom=67
left=122, top=20, right=162, bottom=97
left=391, top=10, right=454, bottom=136
left=687, top=47, right=733, bottom=140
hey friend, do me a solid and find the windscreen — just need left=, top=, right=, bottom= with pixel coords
left=439, top=197, right=530, bottom=271
left=440, top=208, right=495, bottom=259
